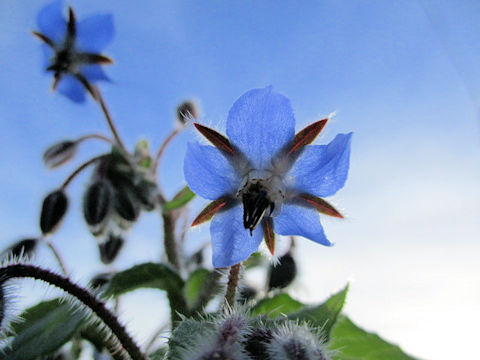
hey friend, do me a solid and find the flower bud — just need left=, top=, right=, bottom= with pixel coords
left=40, top=190, right=68, bottom=235
left=83, top=180, right=112, bottom=236
left=237, top=285, right=257, bottom=305
left=1, top=238, right=39, bottom=260
left=267, top=324, right=330, bottom=360
left=268, top=252, right=297, bottom=290
left=113, top=186, right=140, bottom=222
left=43, top=140, right=78, bottom=169
left=89, top=272, right=113, bottom=291
left=176, top=101, right=198, bottom=124
left=99, top=234, right=124, bottom=264
left=243, top=327, right=273, bottom=360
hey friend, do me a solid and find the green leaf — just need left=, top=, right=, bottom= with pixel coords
left=252, top=293, right=306, bottom=318
left=2, top=299, right=85, bottom=360
left=329, top=315, right=418, bottom=360
left=183, top=268, right=210, bottom=310
left=288, top=284, right=349, bottom=340
left=243, top=251, right=265, bottom=269
left=103, top=262, right=184, bottom=298
left=163, top=186, right=195, bottom=212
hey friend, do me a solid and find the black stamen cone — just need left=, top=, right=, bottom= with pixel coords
left=242, top=183, right=274, bottom=235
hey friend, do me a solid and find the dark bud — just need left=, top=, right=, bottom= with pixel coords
left=89, top=272, right=113, bottom=291
left=40, top=190, right=68, bottom=235
left=243, top=328, right=273, bottom=360
left=176, top=100, right=198, bottom=124
left=237, top=285, right=257, bottom=305
left=133, top=180, right=158, bottom=211
left=43, top=140, right=78, bottom=169
left=282, top=339, right=309, bottom=360
left=114, top=186, right=140, bottom=222
left=83, top=180, right=112, bottom=236
left=99, top=234, right=124, bottom=264
left=268, top=252, right=297, bottom=290
left=1, top=238, right=39, bottom=260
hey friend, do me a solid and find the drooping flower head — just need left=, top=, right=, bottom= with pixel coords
left=33, top=0, right=114, bottom=103
left=184, top=87, right=352, bottom=268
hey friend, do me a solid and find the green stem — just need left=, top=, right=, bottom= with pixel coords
left=162, top=211, right=180, bottom=270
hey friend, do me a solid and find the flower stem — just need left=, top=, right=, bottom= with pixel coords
left=0, top=264, right=146, bottom=360
left=95, top=89, right=128, bottom=153
left=224, top=263, right=242, bottom=309
left=43, top=238, right=68, bottom=276
left=61, top=154, right=108, bottom=189
left=76, top=133, right=114, bottom=144
left=162, top=211, right=180, bottom=270
left=153, top=128, right=181, bottom=177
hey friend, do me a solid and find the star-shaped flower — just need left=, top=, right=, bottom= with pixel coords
left=33, top=0, right=114, bottom=103
left=184, top=87, right=352, bottom=268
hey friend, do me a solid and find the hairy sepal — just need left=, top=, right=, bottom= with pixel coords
left=192, top=197, right=230, bottom=226
left=288, top=119, right=327, bottom=155
left=194, top=123, right=235, bottom=155
left=297, top=194, right=343, bottom=218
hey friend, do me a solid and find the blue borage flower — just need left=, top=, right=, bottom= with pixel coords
left=33, top=0, right=114, bottom=103
left=184, top=87, right=352, bottom=268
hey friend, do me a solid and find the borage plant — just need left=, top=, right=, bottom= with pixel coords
left=0, top=1, right=419, bottom=360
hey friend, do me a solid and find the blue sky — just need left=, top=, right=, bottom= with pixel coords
left=1, top=1, right=479, bottom=359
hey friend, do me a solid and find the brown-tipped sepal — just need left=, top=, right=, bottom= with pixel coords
left=263, top=217, right=275, bottom=255
left=288, top=119, right=328, bottom=154
left=193, top=123, right=235, bottom=154
left=297, top=193, right=343, bottom=218
left=192, top=197, right=230, bottom=226
left=31, top=31, right=55, bottom=48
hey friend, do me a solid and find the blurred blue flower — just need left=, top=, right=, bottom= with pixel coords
left=184, top=86, right=352, bottom=268
left=33, top=0, right=114, bottom=103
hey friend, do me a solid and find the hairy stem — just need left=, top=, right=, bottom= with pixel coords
left=95, top=89, right=128, bottom=152
left=0, top=264, right=146, bottom=360
left=224, top=263, right=242, bottom=309
left=162, top=211, right=180, bottom=270
left=61, top=154, right=108, bottom=189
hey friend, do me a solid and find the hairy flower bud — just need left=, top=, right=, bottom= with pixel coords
left=268, top=252, right=297, bottom=290
left=40, top=190, right=68, bottom=235
left=43, top=140, right=78, bottom=169
left=1, top=238, right=39, bottom=260
left=83, top=180, right=112, bottom=236
left=99, top=234, right=124, bottom=264
left=267, top=324, right=330, bottom=360
left=113, top=186, right=140, bottom=222
left=243, top=327, right=273, bottom=360
left=176, top=101, right=198, bottom=124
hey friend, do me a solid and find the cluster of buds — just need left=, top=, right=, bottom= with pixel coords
left=170, top=311, right=330, bottom=360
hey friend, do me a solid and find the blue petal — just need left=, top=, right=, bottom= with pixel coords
left=76, top=14, right=115, bottom=52
left=289, top=133, right=352, bottom=197
left=275, top=204, right=332, bottom=246
left=80, top=65, right=110, bottom=82
left=36, top=0, right=66, bottom=45
left=184, top=142, right=239, bottom=200
left=57, top=74, right=87, bottom=103
left=210, top=204, right=263, bottom=268
left=226, top=86, right=295, bottom=169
